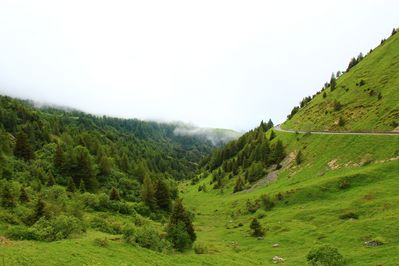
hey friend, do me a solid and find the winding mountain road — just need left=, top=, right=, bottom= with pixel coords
left=274, top=125, right=399, bottom=136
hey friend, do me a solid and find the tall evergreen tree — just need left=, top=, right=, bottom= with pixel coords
left=47, top=171, right=56, bottom=186
left=19, top=187, right=30, bottom=203
left=330, top=73, right=337, bottom=91
left=66, top=176, right=76, bottom=193
left=233, top=176, right=245, bottom=193
left=14, top=130, right=34, bottom=160
left=79, top=179, right=86, bottom=193
left=54, top=144, right=64, bottom=171
left=250, top=218, right=264, bottom=237
left=1, top=185, right=16, bottom=208
left=109, top=186, right=121, bottom=201
left=271, top=140, right=285, bottom=164
left=141, top=175, right=156, bottom=209
left=155, top=179, right=171, bottom=211
left=167, top=199, right=196, bottom=250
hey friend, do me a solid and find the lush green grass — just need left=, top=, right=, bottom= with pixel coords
left=283, top=31, right=399, bottom=132
left=1, top=132, right=399, bottom=265
left=180, top=131, right=399, bottom=265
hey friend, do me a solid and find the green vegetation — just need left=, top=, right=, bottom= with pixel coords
left=1, top=28, right=399, bottom=266
left=284, top=30, right=399, bottom=132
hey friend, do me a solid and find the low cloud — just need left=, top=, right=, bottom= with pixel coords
left=173, top=125, right=242, bottom=146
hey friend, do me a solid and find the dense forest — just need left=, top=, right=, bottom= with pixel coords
left=0, top=94, right=216, bottom=251
left=0, top=94, right=286, bottom=254
left=197, top=119, right=286, bottom=192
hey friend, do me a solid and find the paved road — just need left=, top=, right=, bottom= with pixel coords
left=274, top=124, right=399, bottom=136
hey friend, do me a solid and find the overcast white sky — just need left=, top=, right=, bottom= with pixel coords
left=0, top=0, right=398, bottom=131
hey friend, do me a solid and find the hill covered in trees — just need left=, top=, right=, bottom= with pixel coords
left=283, top=28, right=399, bottom=132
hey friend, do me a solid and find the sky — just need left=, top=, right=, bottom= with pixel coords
left=0, top=0, right=398, bottom=131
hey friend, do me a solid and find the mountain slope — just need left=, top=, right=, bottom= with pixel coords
left=283, top=30, right=399, bottom=132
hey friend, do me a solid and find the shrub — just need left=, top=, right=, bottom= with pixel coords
left=260, top=194, right=275, bottom=211
left=193, top=242, right=209, bottom=254
left=90, top=216, right=124, bottom=234
left=167, top=221, right=192, bottom=251
left=333, top=100, right=342, bottom=111
left=250, top=218, right=264, bottom=237
left=94, top=237, right=109, bottom=247
left=123, top=225, right=164, bottom=252
left=339, top=212, right=358, bottom=220
left=307, top=245, right=345, bottom=266
left=32, top=215, right=86, bottom=241
left=246, top=199, right=260, bottom=213
left=296, top=150, right=303, bottom=165
left=338, top=117, right=345, bottom=127
left=339, top=180, right=350, bottom=189
left=6, top=226, right=38, bottom=240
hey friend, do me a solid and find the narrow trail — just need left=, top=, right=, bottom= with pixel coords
left=274, top=125, right=399, bottom=136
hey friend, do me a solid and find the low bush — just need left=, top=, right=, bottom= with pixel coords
left=123, top=225, right=165, bottom=252
left=93, top=237, right=109, bottom=247
left=32, top=215, right=86, bottom=241
left=6, top=225, right=38, bottom=240
left=339, top=212, right=358, bottom=220
left=90, top=216, right=124, bottom=235
left=260, top=194, right=275, bottom=211
left=307, top=244, right=345, bottom=266
left=193, top=242, right=209, bottom=254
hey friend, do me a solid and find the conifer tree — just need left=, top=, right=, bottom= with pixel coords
left=14, top=130, right=34, bottom=160
left=271, top=140, right=285, bottom=164
left=79, top=179, right=86, bottom=193
left=269, top=130, right=276, bottom=141
left=330, top=73, right=337, bottom=91
left=155, top=179, right=171, bottom=211
left=47, top=172, right=56, bottom=186
left=167, top=199, right=196, bottom=250
left=233, top=176, right=245, bottom=193
left=19, top=187, right=30, bottom=203
left=295, top=150, right=303, bottom=165
left=31, top=197, right=46, bottom=224
left=66, top=176, right=76, bottom=192
left=250, top=218, right=264, bottom=237
left=141, top=175, right=156, bottom=209
left=1, top=185, right=16, bottom=208
left=109, top=186, right=121, bottom=201
left=99, top=155, right=112, bottom=176
left=54, top=144, right=64, bottom=171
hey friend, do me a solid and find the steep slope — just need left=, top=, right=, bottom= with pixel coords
left=283, top=29, right=399, bottom=132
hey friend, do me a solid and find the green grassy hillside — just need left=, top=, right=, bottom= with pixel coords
left=2, top=30, right=399, bottom=266
left=180, top=131, right=399, bottom=265
left=283, top=30, right=399, bottom=132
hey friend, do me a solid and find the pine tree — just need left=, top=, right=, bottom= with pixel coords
left=141, top=175, right=156, bottom=209
left=54, top=144, right=64, bottom=171
left=109, top=187, right=121, bottom=201
left=167, top=199, right=196, bottom=250
left=330, top=73, right=337, bottom=91
left=155, top=179, right=171, bottom=211
left=19, top=187, right=30, bottom=203
left=79, top=179, right=86, bottom=193
left=233, top=176, right=245, bottom=193
left=69, top=146, right=97, bottom=192
left=295, top=150, right=303, bottom=165
left=99, top=155, right=112, bottom=176
left=31, top=197, right=46, bottom=224
left=47, top=172, right=56, bottom=186
left=271, top=140, right=285, bottom=164
left=66, top=176, right=76, bottom=192
left=14, top=130, right=34, bottom=160
left=1, top=185, right=16, bottom=208
left=269, top=130, right=276, bottom=141
left=250, top=218, right=264, bottom=237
